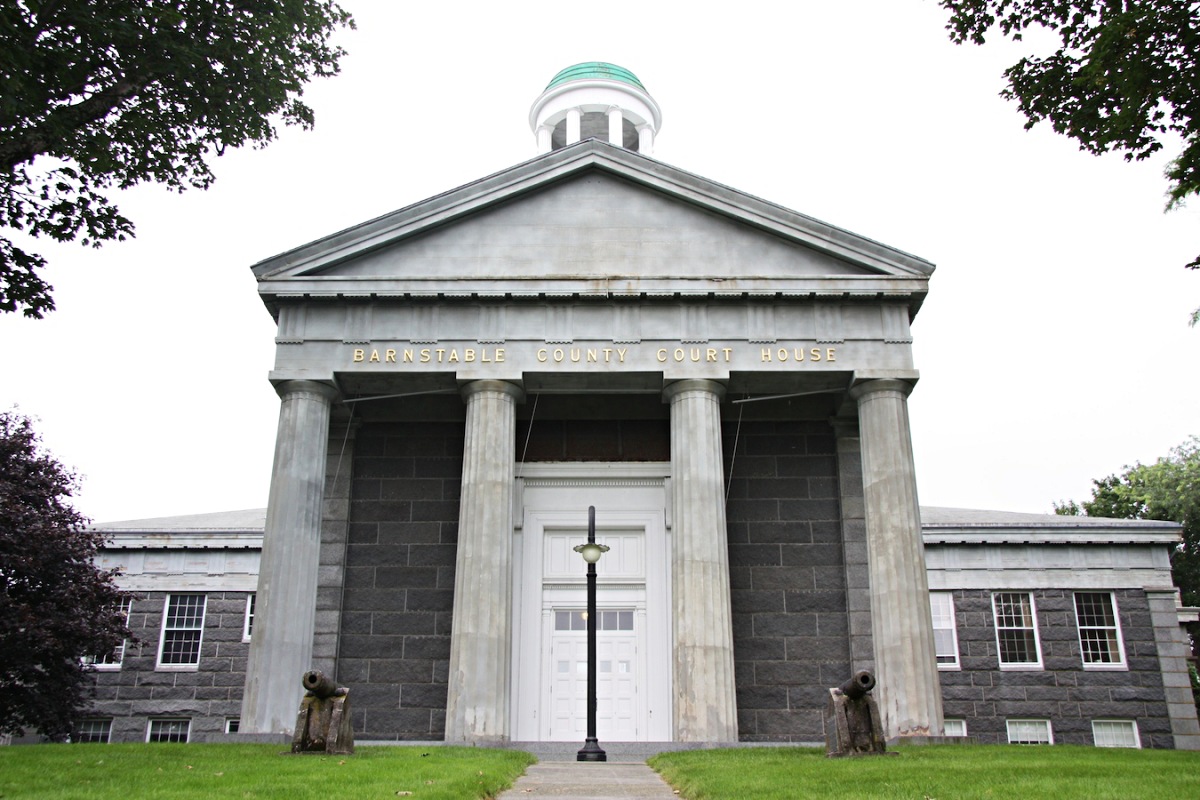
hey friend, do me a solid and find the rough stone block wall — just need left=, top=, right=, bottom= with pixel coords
left=939, top=588, right=1174, bottom=747
left=339, top=422, right=463, bottom=741
left=516, top=418, right=669, bottom=462
left=87, top=591, right=251, bottom=743
left=723, top=419, right=849, bottom=742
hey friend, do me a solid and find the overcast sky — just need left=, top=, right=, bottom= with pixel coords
left=2, top=1, right=1197, bottom=523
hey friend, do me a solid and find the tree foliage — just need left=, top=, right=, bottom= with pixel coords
left=0, top=0, right=354, bottom=318
left=0, top=410, right=130, bottom=740
left=1055, top=436, right=1200, bottom=610
left=939, top=1, right=1200, bottom=321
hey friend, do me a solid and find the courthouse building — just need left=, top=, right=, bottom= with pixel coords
left=78, top=64, right=1199, bottom=749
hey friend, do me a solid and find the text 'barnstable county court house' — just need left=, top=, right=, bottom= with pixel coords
left=66, top=64, right=1199, bottom=750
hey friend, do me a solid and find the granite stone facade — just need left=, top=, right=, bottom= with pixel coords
left=724, top=419, right=853, bottom=742
left=87, top=591, right=251, bottom=743
left=335, top=421, right=464, bottom=741
left=937, top=589, right=1174, bottom=748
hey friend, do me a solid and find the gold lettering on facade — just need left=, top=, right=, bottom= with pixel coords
left=827, top=348, right=836, bottom=362
left=348, top=344, right=826, bottom=368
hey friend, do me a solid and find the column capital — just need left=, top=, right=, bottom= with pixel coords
left=849, top=378, right=914, bottom=402
left=663, top=379, right=726, bottom=403
left=273, top=379, right=339, bottom=403
left=460, top=379, right=525, bottom=404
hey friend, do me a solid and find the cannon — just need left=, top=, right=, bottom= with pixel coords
left=824, top=670, right=888, bottom=758
left=837, top=670, right=876, bottom=700
left=291, top=670, right=354, bottom=755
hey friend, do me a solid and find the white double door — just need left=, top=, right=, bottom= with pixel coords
left=512, top=464, right=672, bottom=742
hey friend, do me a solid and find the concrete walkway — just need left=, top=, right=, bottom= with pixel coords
left=497, top=762, right=679, bottom=799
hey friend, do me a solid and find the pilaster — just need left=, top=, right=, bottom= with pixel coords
left=242, top=380, right=339, bottom=735
left=849, top=379, right=943, bottom=738
left=664, top=379, right=738, bottom=741
left=1146, top=590, right=1200, bottom=749
left=445, top=380, right=524, bottom=742
left=832, top=417, right=874, bottom=671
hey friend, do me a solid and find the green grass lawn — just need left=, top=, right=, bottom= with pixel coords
left=650, top=744, right=1200, bottom=800
left=0, top=744, right=534, bottom=800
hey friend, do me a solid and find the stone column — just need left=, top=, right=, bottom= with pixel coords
left=849, top=379, right=943, bottom=738
left=607, top=106, right=623, bottom=146
left=445, top=380, right=523, bottom=743
left=664, top=379, right=738, bottom=742
left=566, top=107, right=582, bottom=145
left=638, top=124, right=654, bottom=155
left=242, top=380, right=338, bottom=735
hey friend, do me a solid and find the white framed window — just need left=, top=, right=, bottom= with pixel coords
left=943, top=718, right=967, bottom=737
left=147, top=718, right=190, bottom=743
left=1092, top=719, right=1141, bottom=748
left=74, top=719, right=112, bottom=743
left=225, top=717, right=240, bottom=734
left=992, top=592, right=1042, bottom=669
left=1074, top=592, right=1126, bottom=669
left=243, top=594, right=256, bottom=642
left=157, top=594, right=206, bottom=669
left=84, top=596, right=133, bottom=670
left=929, top=592, right=960, bottom=669
left=1007, top=719, right=1053, bottom=745
left=554, top=609, right=634, bottom=631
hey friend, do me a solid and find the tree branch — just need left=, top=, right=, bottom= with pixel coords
left=0, top=75, right=150, bottom=172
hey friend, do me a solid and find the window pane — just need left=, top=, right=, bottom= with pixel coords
left=158, top=595, right=206, bottom=667
left=86, top=597, right=132, bottom=668
left=244, top=594, right=256, bottom=640
left=1093, top=720, right=1139, bottom=748
left=160, top=630, right=203, bottom=665
left=993, top=593, right=1041, bottom=667
left=148, top=719, right=190, bottom=743
left=930, top=593, right=959, bottom=668
left=75, top=719, right=112, bottom=744
left=1007, top=719, right=1052, bottom=744
left=1074, top=593, right=1125, bottom=667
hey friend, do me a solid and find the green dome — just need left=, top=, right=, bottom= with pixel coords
left=545, top=62, right=645, bottom=91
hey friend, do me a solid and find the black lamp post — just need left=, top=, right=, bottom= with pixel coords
left=573, top=505, right=609, bottom=762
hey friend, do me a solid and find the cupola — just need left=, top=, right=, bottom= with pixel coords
left=529, top=62, right=662, bottom=155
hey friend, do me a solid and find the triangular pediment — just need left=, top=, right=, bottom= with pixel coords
left=252, top=141, right=933, bottom=306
